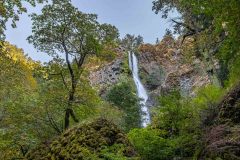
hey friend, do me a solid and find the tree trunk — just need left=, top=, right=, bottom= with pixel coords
left=64, top=108, right=79, bottom=129
left=64, top=91, right=79, bottom=129
left=64, top=108, right=71, bottom=129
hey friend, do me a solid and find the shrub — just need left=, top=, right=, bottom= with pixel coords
left=128, top=128, right=174, bottom=160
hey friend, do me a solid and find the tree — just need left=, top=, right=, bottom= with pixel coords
left=0, top=0, right=46, bottom=41
left=121, top=34, right=143, bottom=51
left=152, top=0, right=240, bottom=87
left=128, top=89, right=204, bottom=160
left=98, top=23, right=119, bottom=44
left=128, top=128, right=173, bottom=160
left=28, top=0, right=119, bottom=129
left=0, top=42, right=40, bottom=159
left=106, top=81, right=141, bottom=131
left=156, top=38, right=160, bottom=44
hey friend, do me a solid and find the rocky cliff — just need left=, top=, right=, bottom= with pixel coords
left=137, top=36, right=211, bottom=105
left=89, top=36, right=211, bottom=105
left=199, top=83, right=240, bottom=160
left=89, top=47, right=127, bottom=96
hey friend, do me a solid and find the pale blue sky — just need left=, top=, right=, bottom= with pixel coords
left=5, top=0, right=175, bottom=62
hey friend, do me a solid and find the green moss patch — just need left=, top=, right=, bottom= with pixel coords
left=26, top=118, right=139, bottom=160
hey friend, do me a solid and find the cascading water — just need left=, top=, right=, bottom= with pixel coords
left=128, top=52, right=151, bottom=127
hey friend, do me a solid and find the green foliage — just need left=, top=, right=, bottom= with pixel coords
left=99, top=23, right=120, bottom=44
left=0, top=0, right=120, bottom=152
left=154, top=90, right=186, bottom=131
left=121, top=34, right=143, bottom=51
left=129, top=89, right=207, bottom=160
left=153, top=0, right=240, bottom=87
left=0, top=42, right=124, bottom=159
left=122, top=53, right=132, bottom=75
left=0, top=42, right=40, bottom=159
left=28, top=0, right=119, bottom=57
left=0, top=0, right=46, bottom=40
left=192, top=85, right=225, bottom=126
left=128, top=128, right=173, bottom=160
left=106, top=81, right=141, bottom=131
left=193, top=85, right=224, bottom=110
left=28, top=0, right=100, bottom=56
left=100, top=144, right=140, bottom=160
left=26, top=118, right=140, bottom=160
left=27, top=0, right=120, bottom=129
left=2, top=0, right=240, bottom=159
left=154, top=90, right=202, bottom=158
left=128, top=84, right=229, bottom=160
left=225, top=55, right=240, bottom=87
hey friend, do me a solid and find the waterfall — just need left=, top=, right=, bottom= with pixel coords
left=128, top=52, right=151, bottom=127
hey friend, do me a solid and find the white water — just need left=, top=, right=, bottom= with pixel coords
left=128, top=52, right=151, bottom=127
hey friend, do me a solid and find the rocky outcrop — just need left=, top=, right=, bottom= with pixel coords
left=138, top=36, right=211, bottom=103
left=89, top=36, right=211, bottom=105
left=89, top=48, right=126, bottom=96
left=200, top=125, right=240, bottom=160
left=26, top=118, right=139, bottom=160
left=218, top=84, right=240, bottom=124
left=89, top=57, right=124, bottom=87
left=199, top=83, right=240, bottom=160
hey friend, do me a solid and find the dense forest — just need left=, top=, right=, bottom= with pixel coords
left=0, top=0, right=240, bottom=159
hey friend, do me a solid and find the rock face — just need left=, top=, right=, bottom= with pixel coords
left=218, top=84, right=240, bottom=124
left=138, top=36, right=211, bottom=104
left=89, top=36, right=211, bottom=105
left=26, top=118, right=139, bottom=160
left=199, top=83, right=240, bottom=160
left=89, top=48, right=126, bottom=96
left=89, top=57, right=124, bottom=88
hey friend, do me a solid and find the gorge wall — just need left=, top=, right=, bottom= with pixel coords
left=138, top=36, right=211, bottom=105
left=89, top=36, right=211, bottom=105
left=89, top=47, right=126, bottom=96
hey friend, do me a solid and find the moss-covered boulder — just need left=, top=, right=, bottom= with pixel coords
left=200, top=124, right=240, bottom=160
left=26, top=118, right=140, bottom=160
left=199, top=84, right=240, bottom=160
left=218, top=84, right=240, bottom=124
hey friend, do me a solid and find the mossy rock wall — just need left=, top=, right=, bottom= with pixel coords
left=218, top=84, right=240, bottom=124
left=199, top=83, right=240, bottom=160
left=26, top=118, right=139, bottom=160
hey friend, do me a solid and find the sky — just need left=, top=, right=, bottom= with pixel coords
left=5, top=0, right=175, bottom=62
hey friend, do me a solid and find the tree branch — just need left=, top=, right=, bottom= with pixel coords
left=45, top=106, right=62, bottom=134
left=171, top=19, right=206, bottom=44
left=49, top=72, right=69, bottom=91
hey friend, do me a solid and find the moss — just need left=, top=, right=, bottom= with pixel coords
left=199, top=83, right=240, bottom=159
left=26, top=118, right=139, bottom=160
